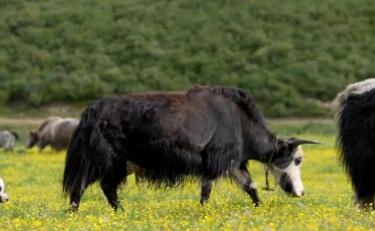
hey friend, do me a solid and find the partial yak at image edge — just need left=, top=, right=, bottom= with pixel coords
left=336, top=80, right=375, bottom=210
left=0, top=177, right=9, bottom=203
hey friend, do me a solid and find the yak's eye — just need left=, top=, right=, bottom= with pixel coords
left=0, top=186, right=2, bottom=192
left=294, top=157, right=302, bottom=165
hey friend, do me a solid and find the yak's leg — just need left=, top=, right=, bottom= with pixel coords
left=101, top=179, right=120, bottom=210
left=133, top=164, right=145, bottom=186
left=100, top=160, right=127, bottom=210
left=262, top=165, right=273, bottom=191
left=135, top=174, right=142, bottom=186
left=4, top=139, right=13, bottom=152
left=231, top=166, right=260, bottom=206
left=38, top=140, right=48, bottom=153
left=264, top=166, right=270, bottom=189
left=200, top=177, right=213, bottom=205
left=357, top=194, right=375, bottom=211
left=70, top=182, right=89, bottom=212
left=135, top=172, right=145, bottom=186
left=127, top=162, right=144, bottom=187
left=68, top=172, right=98, bottom=211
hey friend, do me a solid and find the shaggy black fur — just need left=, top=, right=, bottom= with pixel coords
left=337, top=88, right=375, bottom=209
left=63, top=86, right=309, bottom=210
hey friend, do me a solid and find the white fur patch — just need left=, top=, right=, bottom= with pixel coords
left=352, top=79, right=375, bottom=96
left=270, top=147, right=304, bottom=196
left=286, top=147, right=304, bottom=196
left=72, top=201, right=79, bottom=207
left=0, top=177, right=9, bottom=203
left=333, top=78, right=375, bottom=111
left=250, top=182, right=257, bottom=189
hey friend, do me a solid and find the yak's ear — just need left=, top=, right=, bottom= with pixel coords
left=286, top=137, right=321, bottom=150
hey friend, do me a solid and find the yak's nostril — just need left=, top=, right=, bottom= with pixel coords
left=1, top=195, right=9, bottom=203
left=294, top=191, right=304, bottom=197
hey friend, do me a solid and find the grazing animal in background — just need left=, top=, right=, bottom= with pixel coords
left=0, top=130, right=19, bottom=151
left=0, top=177, right=9, bottom=203
left=63, top=86, right=319, bottom=211
left=27, top=117, right=79, bottom=152
left=336, top=80, right=375, bottom=210
left=27, top=117, right=145, bottom=184
left=127, top=162, right=146, bottom=186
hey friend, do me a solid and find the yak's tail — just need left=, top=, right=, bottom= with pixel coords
left=62, top=101, right=108, bottom=196
left=337, top=88, right=375, bottom=196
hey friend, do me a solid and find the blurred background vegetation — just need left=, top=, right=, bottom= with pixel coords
left=0, top=0, right=374, bottom=117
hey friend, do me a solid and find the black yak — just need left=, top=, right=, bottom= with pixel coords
left=63, top=86, right=318, bottom=211
left=336, top=79, right=375, bottom=210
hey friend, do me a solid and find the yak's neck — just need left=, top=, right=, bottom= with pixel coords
left=245, top=131, right=277, bottom=163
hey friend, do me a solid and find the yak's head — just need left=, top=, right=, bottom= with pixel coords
left=0, top=178, right=9, bottom=203
left=267, top=138, right=319, bottom=197
left=27, top=130, right=38, bottom=149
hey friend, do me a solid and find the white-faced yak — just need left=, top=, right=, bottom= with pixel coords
left=336, top=79, right=375, bottom=210
left=63, top=86, right=318, bottom=211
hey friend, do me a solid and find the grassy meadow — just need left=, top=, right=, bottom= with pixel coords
left=1, top=120, right=375, bottom=230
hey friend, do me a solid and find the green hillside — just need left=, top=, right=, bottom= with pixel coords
left=1, top=0, right=374, bottom=116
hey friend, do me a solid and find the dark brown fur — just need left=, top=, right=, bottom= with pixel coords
left=27, top=117, right=79, bottom=151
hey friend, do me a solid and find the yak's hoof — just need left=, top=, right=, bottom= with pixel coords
left=116, top=204, right=125, bottom=212
left=200, top=199, right=208, bottom=206
left=67, top=202, right=79, bottom=212
left=65, top=207, right=78, bottom=213
left=112, top=202, right=125, bottom=212
left=253, top=201, right=261, bottom=207
left=358, top=203, right=375, bottom=212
